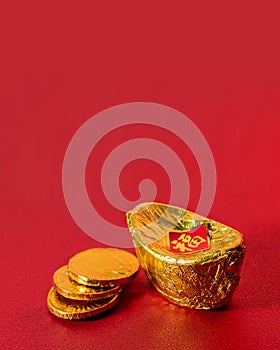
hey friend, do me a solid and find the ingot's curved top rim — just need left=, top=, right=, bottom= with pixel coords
left=47, top=287, right=120, bottom=320
left=53, top=265, right=122, bottom=300
left=127, top=202, right=245, bottom=265
left=68, top=248, right=139, bottom=287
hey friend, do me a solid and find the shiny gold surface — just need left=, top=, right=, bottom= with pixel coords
left=126, top=202, right=246, bottom=310
left=53, top=265, right=122, bottom=300
left=47, top=287, right=120, bottom=320
left=68, top=248, right=140, bottom=287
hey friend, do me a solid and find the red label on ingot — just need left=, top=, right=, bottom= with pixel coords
left=168, top=226, right=210, bottom=254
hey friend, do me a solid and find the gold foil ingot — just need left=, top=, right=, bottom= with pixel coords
left=126, top=202, right=246, bottom=310
left=53, top=265, right=122, bottom=301
left=68, top=248, right=139, bottom=287
left=47, top=287, right=120, bottom=320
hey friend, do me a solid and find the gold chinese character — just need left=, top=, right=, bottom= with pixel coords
left=188, top=235, right=206, bottom=248
left=171, top=240, right=192, bottom=252
left=171, top=233, right=207, bottom=252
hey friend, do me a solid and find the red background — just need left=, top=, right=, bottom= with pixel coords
left=1, top=1, right=280, bottom=349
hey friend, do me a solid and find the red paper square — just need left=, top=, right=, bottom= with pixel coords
left=168, top=225, right=210, bottom=254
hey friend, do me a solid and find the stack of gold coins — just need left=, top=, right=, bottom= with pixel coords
left=47, top=248, right=139, bottom=320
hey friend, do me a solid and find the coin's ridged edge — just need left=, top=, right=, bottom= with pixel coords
left=53, top=281, right=122, bottom=301
left=68, top=269, right=137, bottom=287
left=53, top=266, right=122, bottom=300
left=47, top=287, right=120, bottom=320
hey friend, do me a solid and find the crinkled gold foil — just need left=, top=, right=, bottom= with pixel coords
left=126, top=202, right=246, bottom=310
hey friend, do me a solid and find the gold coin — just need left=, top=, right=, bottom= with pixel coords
left=68, top=248, right=139, bottom=287
left=47, top=287, right=120, bottom=320
left=53, top=265, right=122, bottom=300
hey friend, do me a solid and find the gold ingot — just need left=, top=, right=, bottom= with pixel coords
left=47, top=287, right=120, bottom=320
left=68, top=248, right=139, bottom=287
left=53, top=266, right=122, bottom=300
left=126, top=202, right=246, bottom=310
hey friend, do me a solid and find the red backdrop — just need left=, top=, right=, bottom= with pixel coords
left=1, top=1, right=279, bottom=349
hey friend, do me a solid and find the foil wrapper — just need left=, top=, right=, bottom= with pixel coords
left=126, top=202, right=246, bottom=310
